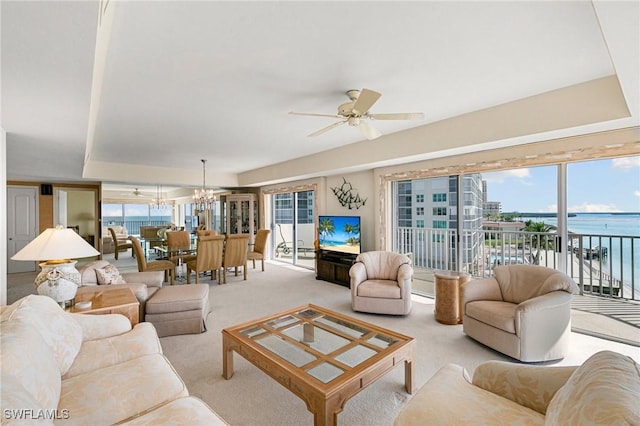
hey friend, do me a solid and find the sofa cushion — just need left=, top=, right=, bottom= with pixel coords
left=545, top=350, right=640, bottom=425
left=78, top=260, right=111, bottom=285
left=63, top=322, right=163, bottom=379
left=2, top=295, right=83, bottom=375
left=395, top=364, right=544, bottom=426
left=356, top=251, right=409, bottom=281
left=357, top=279, right=401, bottom=299
left=466, top=300, right=517, bottom=334
left=0, top=374, right=54, bottom=425
left=0, top=320, right=61, bottom=412
left=120, top=397, right=228, bottom=425
left=59, top=353, right=189, bottom=426
left=95, top=264, right=127, bottom=285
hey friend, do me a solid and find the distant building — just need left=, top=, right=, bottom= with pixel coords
left=483, top=201, right=502, bottom=218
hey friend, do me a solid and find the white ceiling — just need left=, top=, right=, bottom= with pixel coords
left=2, top=1, right=639, bottom=194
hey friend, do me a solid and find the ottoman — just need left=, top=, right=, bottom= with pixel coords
left=145, top=284, right=211, bottom=337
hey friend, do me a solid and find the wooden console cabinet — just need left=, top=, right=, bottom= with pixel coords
left=316, top=250, right=357, bottom=287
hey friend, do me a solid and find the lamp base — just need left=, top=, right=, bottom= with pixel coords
left=35, top=261, right=81, bottom=306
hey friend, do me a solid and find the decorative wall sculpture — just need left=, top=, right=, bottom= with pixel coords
left=331, top=177, right=367, bottom=210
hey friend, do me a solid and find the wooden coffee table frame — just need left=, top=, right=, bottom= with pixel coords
left=222, top=304, right=415, bottom=426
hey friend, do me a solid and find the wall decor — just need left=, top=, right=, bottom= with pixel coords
left=331, top=177, right=367, bottom=209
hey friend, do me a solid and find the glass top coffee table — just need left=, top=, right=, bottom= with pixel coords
left=222, top=304, right=415, bottom=426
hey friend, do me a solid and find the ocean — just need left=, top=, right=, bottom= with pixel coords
left=527, top=213, right=639, bottom=296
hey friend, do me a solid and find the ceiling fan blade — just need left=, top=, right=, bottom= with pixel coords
left=351, top=88, right=381, bottom=115
left=358, top=121, right=382, bottom=140
left=369, top=112, right=424, bottom=120
left=309, top=120, right=346, bottom=137
left=289, top=111, right=341, bottom=119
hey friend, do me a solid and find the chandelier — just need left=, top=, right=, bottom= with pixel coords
left=193, top=159, right=216, bottom=211
left=150, top=184, right=168, bottom=209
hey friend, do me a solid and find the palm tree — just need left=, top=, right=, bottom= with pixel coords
left=343, top=223, right=358, bottom=246
left=523, top=220, right=554, bottom=264
left=318, top=217, right=335, bottom=244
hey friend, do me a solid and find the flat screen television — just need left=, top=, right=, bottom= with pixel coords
left=318, top=215, right=361, bottom=255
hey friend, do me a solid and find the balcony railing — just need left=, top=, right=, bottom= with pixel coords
left=397, top=227, right=638, bottom=301
left=103, top=220, right=170, bottom=237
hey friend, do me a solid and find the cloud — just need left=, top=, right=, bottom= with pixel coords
left=612, top=156, right=640, bottom=170
left=567, top=202, right=622, bottom=213
left=635, top=190, right=640, bottom=198
left=482, top=168, right=531, bottom=183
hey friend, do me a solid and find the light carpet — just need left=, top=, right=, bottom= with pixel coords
left=157, top=262, right=639, bottom=426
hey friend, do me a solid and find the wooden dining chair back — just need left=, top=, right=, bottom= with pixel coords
left=223, top=234, right=250, bottom=283
left=197, top=229, right=218, bottom=237
left=129, top=235, right=175, bottom=284
left=186, top=235, right=225, bottom=284
left=166, top=230, right=196, bottom=265
left=247, top=229, right=271, bottom=271
left=108, top=227, right=133, bottom=260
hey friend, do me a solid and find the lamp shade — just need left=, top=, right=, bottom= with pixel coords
left=11, top=226, right=100, bottom=261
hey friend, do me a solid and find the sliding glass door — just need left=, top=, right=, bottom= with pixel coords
left=271, top=190, right=315, bottom=269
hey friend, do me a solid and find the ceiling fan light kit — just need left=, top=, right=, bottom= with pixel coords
left=290, top=88, right=424, bottom=140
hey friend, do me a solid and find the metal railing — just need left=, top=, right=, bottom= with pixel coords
left=397, top=227, right=638, bottom=301
left=103, top=220, right=170, bottom=237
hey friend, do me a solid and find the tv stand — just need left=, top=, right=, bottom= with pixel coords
left=316, top=250, right=357, bottom=287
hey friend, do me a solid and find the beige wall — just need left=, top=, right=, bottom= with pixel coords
left=67, top=190, right=96, bottom=238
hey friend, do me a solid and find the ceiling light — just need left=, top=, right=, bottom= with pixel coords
left=193, top=159, right=216, bottom=212
left=150, top=184, right=168, bottom=209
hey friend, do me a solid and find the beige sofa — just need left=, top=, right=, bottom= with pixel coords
left=350, top=251, right=413, bottom=315
left=461, top=264, right=578, bottom=362
left=1, top=295, right=227, bottom=425
left=395, top=350, right=639, bottom=425
left=77, top=260, right=164, bottom=318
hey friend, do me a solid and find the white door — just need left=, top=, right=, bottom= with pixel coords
left=7, top=186, right=38, bottom=273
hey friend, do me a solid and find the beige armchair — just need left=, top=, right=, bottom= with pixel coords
left=461, top=264, right=578, bottom=362
left=349, top=251, right=413, bottom=315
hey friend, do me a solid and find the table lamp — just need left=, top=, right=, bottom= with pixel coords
left=11, top=225, right=100, bottom=307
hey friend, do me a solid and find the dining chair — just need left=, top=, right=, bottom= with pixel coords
left=196, top=229, right=218, bottom=237
left=108, top=227, right=133, bottom=260
left=223, top=234, right=250, bottom=283
left=186, top=235, right=225, bottom=284
left=166, top=230, right=196, bottom=266
left=130, top=235, right=175, bottom=285
left=247, top=229, right=271, bottom=271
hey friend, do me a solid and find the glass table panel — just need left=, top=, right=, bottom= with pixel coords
left=306, top=362, right=345, bottom=384
left=266, top=315, right=299, bottom=330
left=256, top=334, right=317, bottom=367
left=314, top=315, right=369, bottom=338
left=366, top=334, right=398, bottom=349
left=241, top=326, right=268, bottom=339
left=334, top=344, right=377, bottom=367
left=282, top=324, right=349, bottom=354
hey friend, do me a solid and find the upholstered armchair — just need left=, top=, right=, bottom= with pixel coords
left=223, top=234, right=250, bottom=283
left=461, top=264, right=578, bottom=362
left=186, top=235, right=225, bottom=284
left=349, top=251, right=413, bottom=315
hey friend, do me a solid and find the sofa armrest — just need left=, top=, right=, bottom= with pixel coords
left=397, top=263, right=413, bottom=295
left=349, top=262, right=367, bottom=290
left=122, top=271, right=164, bottom=288
left=472, top=361, right=577, bottom=414
left=461, top=277, right=503, bottom=308
left=71, top=313, right=132, bottom=341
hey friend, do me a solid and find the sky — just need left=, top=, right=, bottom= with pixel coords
left=483, top=156, right=640, bottom=213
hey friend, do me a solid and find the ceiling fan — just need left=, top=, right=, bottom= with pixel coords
left=289, top=88, right=424, bottom=140
left=119, top=188, right=147, bottom=197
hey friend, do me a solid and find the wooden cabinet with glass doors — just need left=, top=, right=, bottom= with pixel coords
left=225, top=193, right=257, bottom=243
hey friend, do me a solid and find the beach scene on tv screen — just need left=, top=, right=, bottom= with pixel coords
left=318, top=216, right=361, bottom=254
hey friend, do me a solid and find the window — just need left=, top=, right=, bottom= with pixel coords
left=416, top=194, right=424, bottom=203
left=416, top=219, right=425, bottom=228
left=416, top=207, right=424, bottom=215
left=433, top=207, right=447, bottom=216
left=432, top=220, right=447, bottom=229
left=433, top=193, right=447, bottom=202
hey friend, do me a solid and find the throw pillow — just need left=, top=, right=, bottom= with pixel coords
left=95, top=264, right=127, bottom=285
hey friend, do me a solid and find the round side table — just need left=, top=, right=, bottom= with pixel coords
left=434, top=270, right=470, bottom=325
